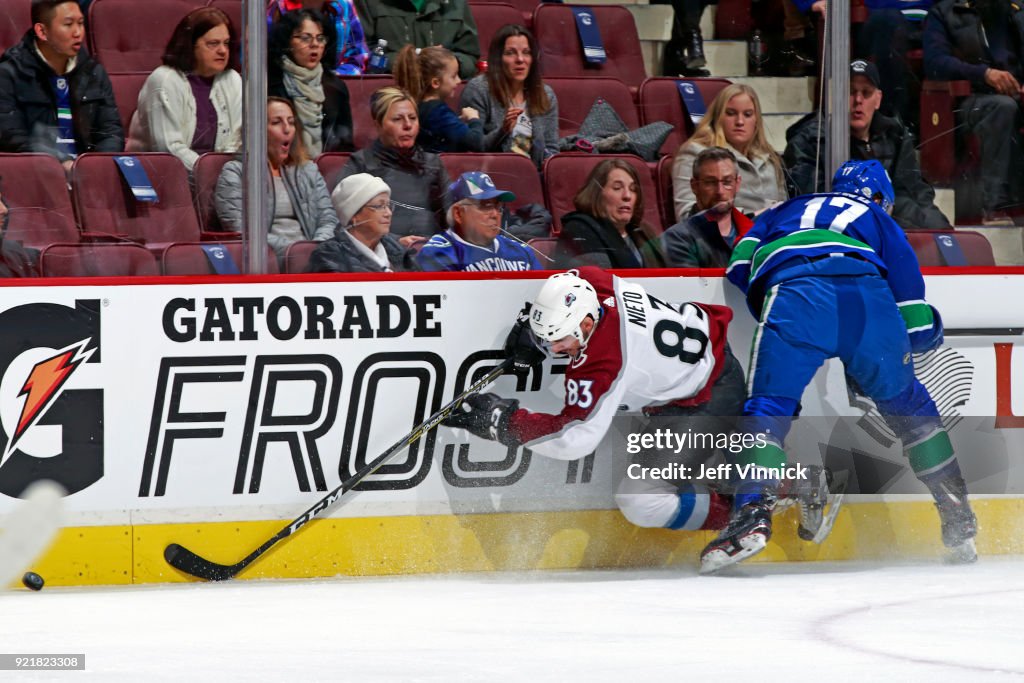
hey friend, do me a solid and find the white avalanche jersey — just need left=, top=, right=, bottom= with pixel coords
left=507, top=267, right=732, bottom=460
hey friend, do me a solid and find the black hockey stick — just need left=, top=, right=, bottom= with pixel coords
left=164, top=357, right=513, bottom=581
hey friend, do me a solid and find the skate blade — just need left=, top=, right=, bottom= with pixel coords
left=799, top=470, right=848, bottom=545
left=699, top=533, right=768, bottom=575
left=944, top=538, right=978, bottom=565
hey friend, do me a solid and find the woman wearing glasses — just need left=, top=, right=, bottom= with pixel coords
left=671, top=83, right=786, bottom=222
left=306, top=173, right=420, bottom=272
left=127, top=7, right=242, bottom=171
left=215, top=97, right=339, bottom=259
left=269, top=8, right=354, bottom=155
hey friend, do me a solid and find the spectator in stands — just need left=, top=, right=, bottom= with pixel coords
left=393, top=45, right=483, bottom=153
left=662, top=146, right=752, bottom=268
left=924, top=0, right=1024, bottom=225
left=672, top=83, right=786, bottom=222
left=460, top=25, right=558, bottom=168
left=660, top=0, right=710, bottom=77
left=355, top=0, right=480, bottom=79
left=418, top=171, right=541, bottom=272
left=307, top=173, right=420, bottom=272
left=0, top=188, right=36, bottom=277
left=0, top=0, right=123, bottom=173
left=269, top=8, right=353, bottom=155
left=127, top=7, right=241, bottom=172
left=215, top=97, right=338, bottom=258
left=555, top=159, right=665, bottom=269
left=338, top=86, right=450, bottom=247
left=268, top=0, right=369, bottom=76
left=784, top=60, right=951, bottom=231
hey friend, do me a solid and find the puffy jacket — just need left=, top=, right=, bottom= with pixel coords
left=354, top=0, right=480, bottom=79
left=0, top=32, right=123, bottom=160
left=215, top=159, right=339, bottom=255
left=338, top=141, right=450, bottom=239
left=923, top=0, right=1024, bottom=90
left=783, top=111, right=951, bottom=230
left=306, top=229, right=420, bottom=272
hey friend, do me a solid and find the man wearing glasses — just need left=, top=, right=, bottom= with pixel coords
left=417, top=171, right=541, bottom=272
left=661, top=146, right=753, bottom=268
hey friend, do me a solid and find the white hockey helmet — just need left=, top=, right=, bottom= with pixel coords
left=529, top=270, right=601, bottom=346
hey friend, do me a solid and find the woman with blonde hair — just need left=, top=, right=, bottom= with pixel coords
left=671, top=83, right=786, bottom=222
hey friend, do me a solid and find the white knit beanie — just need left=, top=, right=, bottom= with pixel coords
left=332, top=173, right=391, bottom=227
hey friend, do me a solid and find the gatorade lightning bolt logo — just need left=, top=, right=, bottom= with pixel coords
left=0, top=339, right=95, bottom=467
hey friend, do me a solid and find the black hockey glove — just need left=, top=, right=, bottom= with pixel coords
left=504, top=303, right=545, bottom=377
left=444, top=392, right=521, bottom=447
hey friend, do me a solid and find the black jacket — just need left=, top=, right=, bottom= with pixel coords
left=661, top=208, right=753, bottom=268
left=783, top=112, right=951, bottom=230
left=268, top=61, right=354, bottom=153
left=0, top=31, right=123, bottom=160
left=306, top=229, right=420, bottom=273
left=923, top=0, right=1024, bottom=91
left=555, top=211, right=665, bottom=270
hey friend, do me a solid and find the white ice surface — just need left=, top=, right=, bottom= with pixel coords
left=2, top=559, right=1023, bottom=682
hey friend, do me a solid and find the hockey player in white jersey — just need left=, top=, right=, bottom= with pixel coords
left=444, top=267, right=837, bottom=559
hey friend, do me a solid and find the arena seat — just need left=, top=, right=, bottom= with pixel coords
left=638, top=77, right=732, bottom=158
left=439, top=153, right=544, bottom=210
left=162, top=242, right=280, bottom=275
left=283, top=240, right=319, bottom=273
left=919, top=80, right=972, bottom=186
left=545, top=77, right=638, bottom=140
left=314, top=152, right=352, bottom=195
left=905, top=230, right=995, bottom=267
left=532, top=5, right=646, bottom=96
left=0, top=0, right=30, bottom=56
left=0, top=153, right=81, bottom=250
left=70, top=152, right=203, bottom=248
left=340, top=76, right=395, bottom=151
left=89, top=0, right=204, bottom=73
left=207, top=0, right=241, bottom=35
left=542, top=153, right=661, bottom=233
left=193, top=152, right=236, bottom=231
left=655, top=154, right=676, bottom=229
left=109, top=71, right=149, bottom=133
left=526, top=237, right=558, bottom=268
left=469, top=0, right=534, bottom=27
left=38, top=243, right=160, bottom=277
left=469, top=3, right=525, bottom=57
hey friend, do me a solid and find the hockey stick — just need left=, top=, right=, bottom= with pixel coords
left=164, top=357, right=514, bottom=581
left=0, top=480, right=65, bottom=589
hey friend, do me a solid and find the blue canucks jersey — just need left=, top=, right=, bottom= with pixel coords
left=417, top=230, right=542, bottom=272
left=726, top=191, right=939, bottom=350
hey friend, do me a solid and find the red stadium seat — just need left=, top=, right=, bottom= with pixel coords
left=545, top=77, right=638, bottom=140
left=0, top=0, right=30, bottom=57
left=193, top=152, right=236, bottom=231
left=207, top=0, right=241, bottom=35
left=439, top=153, right=544, bottom=210
left=0, top=153, right=80, bottom=250
left=469, top=3, right=525, bottom=57
left=919, top=80, right=973, bottom=186
left=655, top=154, right=676, bottom=230
left=905, top=230, right=995, bottom=267
left=340, top=75, right=395, bottom=151
left=162, top=242, right=280, bottom=275
left=315, top=152, right=352, bottom=194
left=70, top=152, right=203, bottom=248
left=283, top=240, right=319, bottom=273
left=89, top=0, right=204, bottom=73
left=469, top=0, right=534, bottom=27
left=526, top=236, right=557, bottom=268
left=542, top=153, right=661, bottom=233
left=108, top=71, right=149, bottom=133
left=38, top=243, right=160, bottom=277
left=638, top=77, right=732, bottom=158
left=532, top=5, right=646, bottom=95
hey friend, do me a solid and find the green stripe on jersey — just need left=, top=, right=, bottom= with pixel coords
left=906, top=430, right=954, bottom=475
left=750, top=230, right=875, bottom=279
left=728, top=237, right=759, bottom=269
left=898, top=301, right=934, bottom=332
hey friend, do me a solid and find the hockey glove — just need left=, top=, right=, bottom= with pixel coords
left=909, top=305, right=944, bottom=353
left=504, top=303, right=545, bottom=376
left=444, top=392, right=521, bottom=447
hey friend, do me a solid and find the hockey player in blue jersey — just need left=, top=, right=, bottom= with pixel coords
left=417, top=172, right=542, bottom=272
left=703, top=159, right=977, bottom=573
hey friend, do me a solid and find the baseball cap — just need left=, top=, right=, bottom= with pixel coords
left=447, top=171, right=516, bottom=203
left=850, top=60, right=881, bottom=89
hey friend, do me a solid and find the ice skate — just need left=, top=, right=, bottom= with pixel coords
left=795, top=466, right=846, bottom=544
left=933, top=476, right=978, bottom=564
left=699, top=494, right=775, bottom=574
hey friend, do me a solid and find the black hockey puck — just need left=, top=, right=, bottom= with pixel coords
left=22, top=572, right=44, bottom=591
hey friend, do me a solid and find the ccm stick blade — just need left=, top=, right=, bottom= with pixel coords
left=164, top=358, right=513, bottom=581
